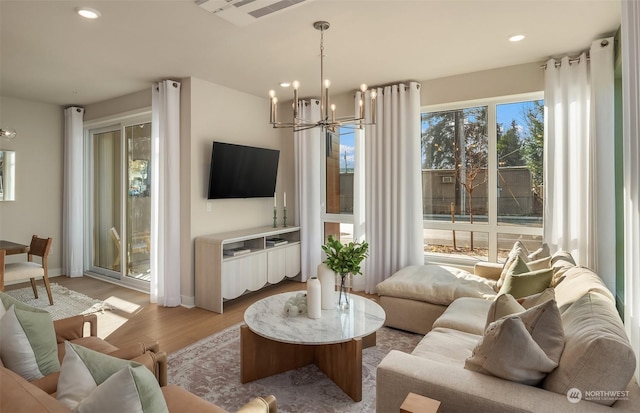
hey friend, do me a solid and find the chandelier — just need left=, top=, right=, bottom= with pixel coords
left=0, top=128, right=17, bottom=141
left=268, top=21, right=376, bottom=132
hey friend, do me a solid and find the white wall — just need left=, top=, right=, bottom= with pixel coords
left=327, top=62, right=543, bottom=118
left=0, top=96, right=64, bottom=274
left=181, top=77, right=292, bottom=302
left=421, top=62, right=543, bottom=105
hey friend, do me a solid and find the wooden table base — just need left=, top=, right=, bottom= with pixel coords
left=240, top=324, right=376, bottom=402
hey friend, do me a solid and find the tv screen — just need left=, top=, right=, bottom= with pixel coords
left=207, top=142, right=280, bottom=199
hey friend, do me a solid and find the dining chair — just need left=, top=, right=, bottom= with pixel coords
left=1, top=235, right=54, bottom=305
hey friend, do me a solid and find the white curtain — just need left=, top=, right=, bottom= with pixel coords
left=62, top=106, right=84, bottom=277
left=543, top=38, right=614, bottom=284
left=351, top=126, right=366, bottom=292
left=622, top=0, right=640, bottom=384
left=150, top=80, right=181, bottom=307
left=362, top=82, right=423, bottom=293
left=294, top=99, right=323, bottom=282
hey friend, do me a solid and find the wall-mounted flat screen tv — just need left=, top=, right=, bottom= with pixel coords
left=207, top=141, right=280, bottom=199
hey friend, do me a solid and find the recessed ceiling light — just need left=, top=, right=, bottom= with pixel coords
left=509, top=34, right=525, bottom=42
left=76, top=7, right=101, bottom=19
left=280, top=82, right=291, bottom=88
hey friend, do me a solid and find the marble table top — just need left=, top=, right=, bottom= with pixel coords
left=244, top=291, right=386, bottom=345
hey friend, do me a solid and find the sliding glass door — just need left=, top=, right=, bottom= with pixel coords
left=87, top=118, right=151, bottom=289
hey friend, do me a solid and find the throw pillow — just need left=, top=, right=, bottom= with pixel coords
left=519, top=288, right=555, bottom=309
left=498, top=256, right=553, bottom=299
left=527, top=243, right=550, bottom=260
left=496, top=241, right=529, bottom=291
left=465, top=300, right=565, bottom=385
left=0, top=304, right=60, bottom=381
left=527, top=256, right=551, bottom=271
left=57, top=341, right=168, bottom=413
left=484, top=294, right=525, bottom=330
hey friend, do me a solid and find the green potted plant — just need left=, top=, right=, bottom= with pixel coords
left=321, top=235, right=369, bottom=310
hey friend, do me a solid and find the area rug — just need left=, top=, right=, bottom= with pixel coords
left=4, top=283, right=112, bottom=320
left=168, top=323, right=421, bottom=413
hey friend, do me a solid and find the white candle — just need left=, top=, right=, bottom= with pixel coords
left=274, top=192, right=276, bottom=208
left=284, top=192, right=286, bottom=208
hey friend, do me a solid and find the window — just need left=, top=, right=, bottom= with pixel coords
left=421, top=94, right=544, bottom=263
left=323, top=127, right=357, bottom=243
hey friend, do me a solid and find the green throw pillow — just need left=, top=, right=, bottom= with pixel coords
left=498, top=256, right=553, bottom=299
left=0, top=291, right=60, bottom=381
left=57, top=341, right=168, bottom=413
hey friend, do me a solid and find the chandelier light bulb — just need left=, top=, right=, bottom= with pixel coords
left=269, top=90, right=276, bottom=98
left=324, top=79, right=331, bottom=88
left=292, top=80, right=300, bottom=90
left=371, top=90, right=377, bottom=99
left=360, top=84, right=368, bottom=92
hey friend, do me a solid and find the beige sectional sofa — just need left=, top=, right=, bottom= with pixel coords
left=376, top=252, right=640, bottom=412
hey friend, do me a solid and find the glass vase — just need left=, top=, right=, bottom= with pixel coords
left=336, top=272, right=352, bottom=311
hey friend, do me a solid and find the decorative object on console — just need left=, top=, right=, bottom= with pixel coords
left=268, top=21, right=377, bottom=132
left=0, top=128, right=17, bottom=140
left=273, top=192, right=277, bottom=227
left=321, top=235, right=369, bottom=310
left=306, top=277, right=321, bottom=319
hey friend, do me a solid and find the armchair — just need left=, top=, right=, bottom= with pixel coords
left=30, top=313, right=161, bottom=394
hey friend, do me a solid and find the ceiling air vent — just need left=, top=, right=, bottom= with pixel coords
left=196, top=0, right=312, bottom=27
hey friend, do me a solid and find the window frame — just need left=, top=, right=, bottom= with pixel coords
left=422, top=92, right=544, bottom=265
left=321, top=126, right=360, bottom=241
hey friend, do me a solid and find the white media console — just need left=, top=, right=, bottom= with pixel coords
left=194, top=226, right=301, bottom=313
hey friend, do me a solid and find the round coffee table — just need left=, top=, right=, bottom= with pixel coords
left=241, top=291, right=386, bottom=402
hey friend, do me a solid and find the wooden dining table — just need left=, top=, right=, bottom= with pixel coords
left=0, top=240, right=30, bottom=255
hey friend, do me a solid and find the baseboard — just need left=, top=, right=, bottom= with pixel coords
left=181, top=295, right=195, bottom=308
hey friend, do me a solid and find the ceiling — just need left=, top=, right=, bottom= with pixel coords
left=0, top=0, right=621, bottom=107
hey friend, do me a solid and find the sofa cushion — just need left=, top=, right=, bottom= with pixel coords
left=0, top=304, right=60, bottom=381
left=484, top=294, right=525, bottom=329
left=497, top=257, right=553, bottom=299
left=543, top=292, right=636, bottom=406
left=549, top=251, right=576, bottom=287
left=57, top=342, right=168, bottom=413
left=553, top=265, right=614, bottom=313
left=432, top=297, right=492, bottom=335
left=375, top=264, right=496, bottom=306
left=412, top=327, right=479, bottom=366
left=0, top=366, right=70, bottom=413
left=465, top=300, right=564, bottom=385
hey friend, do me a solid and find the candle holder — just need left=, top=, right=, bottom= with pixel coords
left=273, top=207, right=278, bottom=228
left=282, top=207, right=288, bottom=227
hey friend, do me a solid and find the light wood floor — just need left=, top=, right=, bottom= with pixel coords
left=7, top=276, right=377, bottom=355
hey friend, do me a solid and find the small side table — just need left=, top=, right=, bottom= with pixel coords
left=400, top=392, right=441, bottom=413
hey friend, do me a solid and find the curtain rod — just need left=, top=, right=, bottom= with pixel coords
left=540, top=54, right=590, bottom=69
